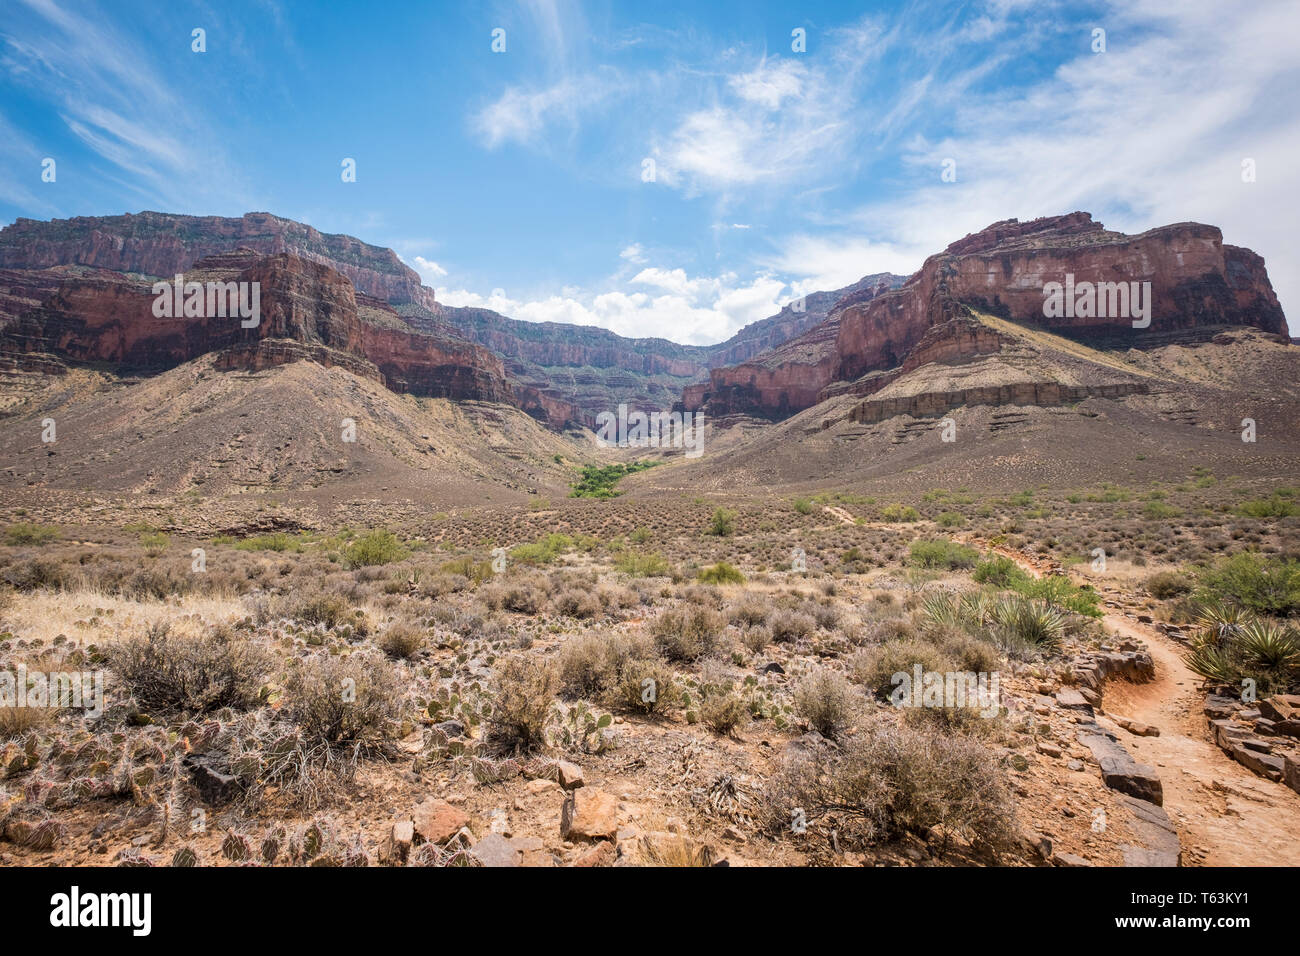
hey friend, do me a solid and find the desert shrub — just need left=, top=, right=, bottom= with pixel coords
left=793, top=497, right=815, bottom=515
left=615, top=551, right=672, bottom=577
left=559, top=633, right=616, bottom=698
left=880, top=504, right=920, bottom=522
left=729, top=596, right=770, bottom=627
left=1195, top=553, right=1300, bottom=617
left=1146, top=571, right=1192, bottom=600
left=612, top=656, right=677, bottom=714
left=510, top=533, right=573, bottom=566
left=1014, top=575, right=1102, bottom=618
left=698, top=562, right=745, bottom=585
left=793, top=667, right=858, bottom=737
left=343, top=530, right=409, bottom=568
left=109, top=623, right=270, bottom=715
left=3, top=523, right=60, bottom=546
left=849, top=638, right=954, bottom=698
left=936, top=511, right=966, bottom=528
left=1, top=557, right=75, bottom=591
left=934, top=627, right=1001, bottom=674
left=908, top=538, right=979, bottom=570
left=807, top=602, right=840, bottom=630
left=119, top=564, right=195, bottom=600
left=1142, top=501, right=1182, bottom=520
left=766, top=721, right=1017, bottom=852
left=652, top=607, right=728, bottom=662
left=293, top=593, right=353, bottom=629
left=769, top=609, right=815, bottom=644
left=554, top=587, right=602, bottom=619
left=378, top=620, right=425, bottom=659
left=701, top=690, right=749, bottom=735
left=233, top=533, right=298, bottom=552
left=488, top=656, right=559, bottom=752
left=706, top=508, right=737, bottom=537
left=438, top=556, right=494, bottom=583
left=972, top=555, right=1027, bottom=587
left=740, top=625, right=771, bottom=654
left=1236, top=495, right=1298, bottom=519
left=285, top=650, right=402, bottom=748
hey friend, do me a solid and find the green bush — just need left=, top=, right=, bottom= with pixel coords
left=1195, top=553, right=1300, bottom=617
left=697, top=562, right=745, bottom=585
left=615, top=551, right=672, bottom=577
left=510, top=533, right=573, bottom=566
left=3, top=523, right=60, bottom=546
left=344, top=530, right=408, bottom=568
left=908, top=539, right=979, bottom=570
left=233, top=532, right=299, bottom=552
left=972, top=555, right=1028, bottom=587
left=1236, top=496, right=1298, bottom=519
left=881, top=504, right=920, bottom=523
left=706, top=508, right=737, bottom=537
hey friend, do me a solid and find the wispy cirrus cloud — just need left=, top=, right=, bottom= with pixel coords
left=1, top=0, right=247, bottom=210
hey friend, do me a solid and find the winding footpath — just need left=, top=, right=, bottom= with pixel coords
left=974, top=537, right=1300, bottom=866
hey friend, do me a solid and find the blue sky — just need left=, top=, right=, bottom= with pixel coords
left=2, top=0, right=1297, bottom=343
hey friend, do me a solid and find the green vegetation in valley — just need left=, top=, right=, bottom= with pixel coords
left=570, top=460, right=658, bottom=498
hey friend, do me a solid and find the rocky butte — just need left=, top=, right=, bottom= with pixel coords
left=0, top=249, right=516, bottom=406
left=683, top=212, right=1287, bottom=421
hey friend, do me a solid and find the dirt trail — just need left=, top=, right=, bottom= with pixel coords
left=976, top=538, right=1300, bottom=866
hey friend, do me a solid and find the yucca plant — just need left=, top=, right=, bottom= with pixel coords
left=992, top=597, right=1065, bottom=648
left=1186, top=640, right=1239, bottom=685
left=1237, top=620, right=1300, bottom=681
left=921, top=592, right=964, bottom=630
left=1193, top=599, right=1253, bottom=647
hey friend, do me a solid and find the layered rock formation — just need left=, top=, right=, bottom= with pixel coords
left=685, top=213, right=1288, bottom=420
left=420, top=273, right=904, bottom=427
left=0, top=250, right=515, bottom=405
left=0, top=211, right=437, bottom=311
left=0, top=213, right=906, bottom=428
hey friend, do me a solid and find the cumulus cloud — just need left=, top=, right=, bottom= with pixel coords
left=438, top=257, right=792, bottom=345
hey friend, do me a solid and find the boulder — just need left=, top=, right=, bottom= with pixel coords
left=560, top=788, right=620, bottom=842
left=412, top=799, right=469, bottom=845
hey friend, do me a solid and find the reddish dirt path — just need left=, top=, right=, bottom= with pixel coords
left=966, top=536, right=1300, bottom=866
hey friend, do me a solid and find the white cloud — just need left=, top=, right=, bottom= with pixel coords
left=472, top=71, right=622, bottom=148
left=834, top=0, right=1300, bottom=317
left=728, top=58, right=806, bottom=109
left=439, top=257, right=792, bottom=345
left=412, top=256, right=447, bottom=280
left=618, top=243, right=647, bottom=263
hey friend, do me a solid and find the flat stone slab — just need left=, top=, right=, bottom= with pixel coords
left=1118, top=795, right=1180, bottom=867
left=1077, top=724, right=1164, bottom=805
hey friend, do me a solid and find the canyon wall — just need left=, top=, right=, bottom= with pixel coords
left=0, top=250, right=516, bottom=405
left=687, top=213, right=1288, bottom=420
